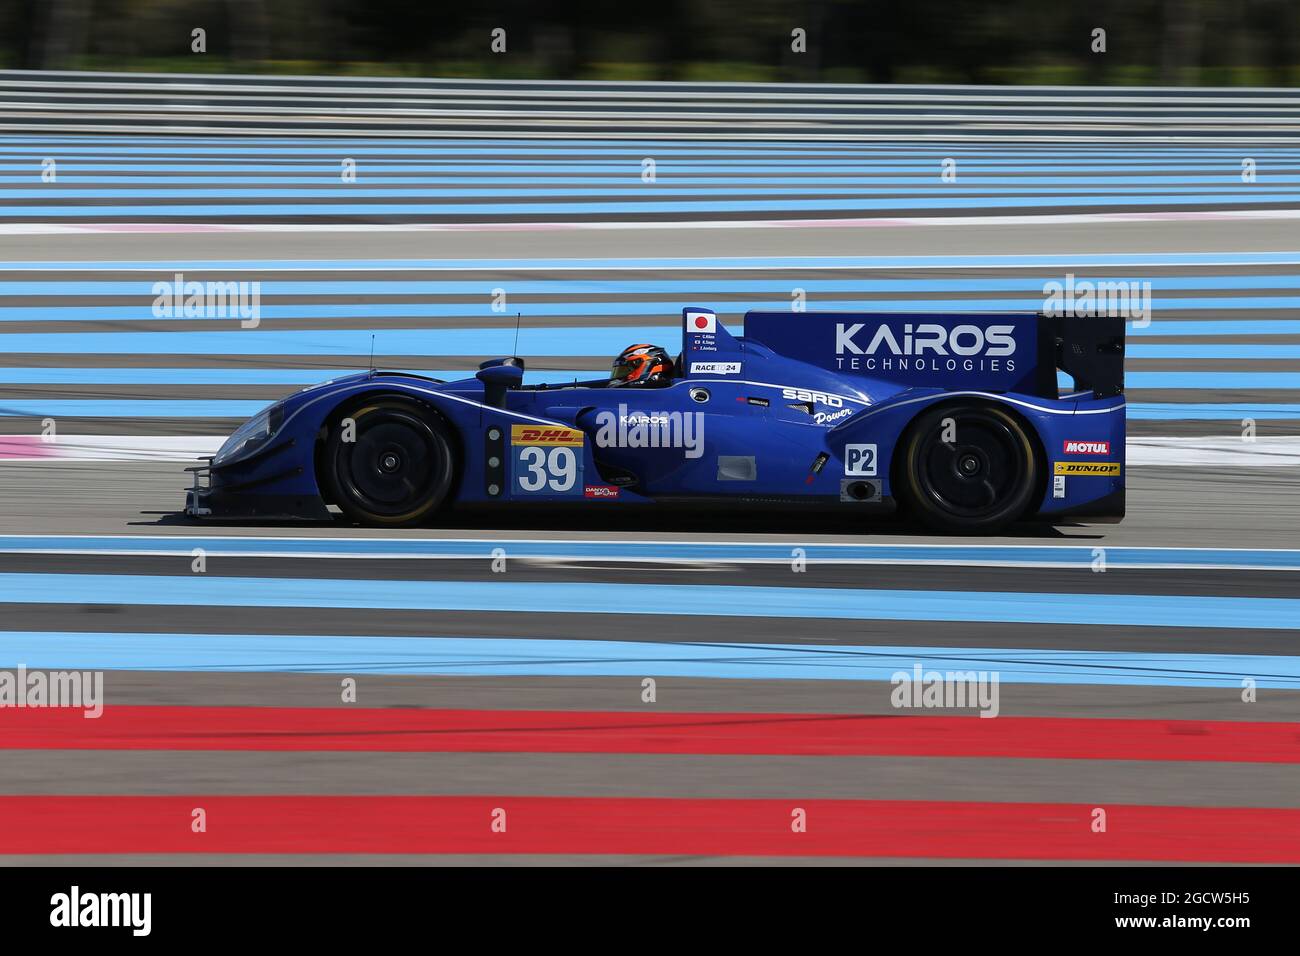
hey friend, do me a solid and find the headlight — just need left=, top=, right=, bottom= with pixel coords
left=213, top=405, right=282, bottom=466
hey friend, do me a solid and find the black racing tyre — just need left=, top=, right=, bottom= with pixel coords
left=895, top=402, right=1039, bottom=534
left=322, top=398, right=455, bottom=527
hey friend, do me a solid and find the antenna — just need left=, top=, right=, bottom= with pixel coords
left=368, top=333, right=376, bottom=377
left=512, top=311, right=522, bottom=359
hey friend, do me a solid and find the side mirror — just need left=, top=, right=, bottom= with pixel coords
left=476, top=362, right=524, bottom=408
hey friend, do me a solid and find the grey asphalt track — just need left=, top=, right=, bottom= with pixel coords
left=9, top=752, right=1299, bottom=806
left=3, top=121, right=1299, bottom=863
left=1, top=460, right=1294, bottom=547
left=3, top=216, right=1300, bottom=260
left=20, top=673, right=1299, bottom=721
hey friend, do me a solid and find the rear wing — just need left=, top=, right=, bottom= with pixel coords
left=1040, top=313, right=1125, bottom=399
left=739, top=310, right=1123, bottom=400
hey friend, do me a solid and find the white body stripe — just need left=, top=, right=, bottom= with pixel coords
left=848, top=390, right=1125, bottom=420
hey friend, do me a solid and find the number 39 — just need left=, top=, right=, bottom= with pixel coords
left=518, top=446, right=577, bottom=492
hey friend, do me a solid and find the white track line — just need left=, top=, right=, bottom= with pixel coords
left=2, top=210, right=1299, bottom=236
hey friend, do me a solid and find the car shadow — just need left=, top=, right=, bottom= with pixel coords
left=135, top=509, right=1099, bottom=539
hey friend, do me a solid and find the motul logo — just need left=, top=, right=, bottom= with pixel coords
left=511, top=425, right=583, bottom=446
left=1063, top=440, right=1110, bottom=455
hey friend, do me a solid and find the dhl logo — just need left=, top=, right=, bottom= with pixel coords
left=1054, top=461, right=1122, bottom=476
left=510, top=424, right=584, bottom=446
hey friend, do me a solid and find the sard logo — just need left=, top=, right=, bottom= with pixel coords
left=781, top=387, right=844, bottom=408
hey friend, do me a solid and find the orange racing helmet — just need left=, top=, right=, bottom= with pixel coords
left=610, top=344, right=672, bottom=387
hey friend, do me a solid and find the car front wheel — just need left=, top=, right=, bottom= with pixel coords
left=322, top=398, right=455, bottom=526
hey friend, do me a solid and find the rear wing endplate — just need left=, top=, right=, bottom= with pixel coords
left=1038, top=314, right=1125, bottom=399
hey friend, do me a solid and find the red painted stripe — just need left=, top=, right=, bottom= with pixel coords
left=4, top=705, right=1298, bottom=762
left=0, top=436, right=57, bottom=459
left=0, top=796, right=1296, bottom=861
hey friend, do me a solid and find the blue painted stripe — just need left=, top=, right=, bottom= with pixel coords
left=0, top=631, right=1294, bottom=687
left=9, top=133, right=1299, bottom=144
left=1, top=305, right=1297, bottom=326
left=5, top=141, right=1300, bottom=156
left=0, top=328, right=1296, bottom=358
left=2, top=367, right=1293, bottom=389
left=9, top=184, right=1300, bottom=200
left=0, top=367, right=587, bottom=386
left=10, top=147, right=1225, bottom=157
left=0, top=328, right=639, bottom=355
left=1062, top=371, right=1300, bottom=389
left=3, top=536, right=1299, bottom=570
left=0, top=367, right=355, bottom=385
left=9, top=175, right=1300, bottom=187
left=0, top=400, right=269, bottom=417
left=9, top=135, right=1300, bottom=147
left=0, top=399, right=1290, bottom=419
left=0, top=573, right=1296, bottom=629
left=6, top=138, right=1299, bottom=151
left=10, top=158, right=1300, bottom=172
left=6, top=138, right=1300, bottom=150
left=1126, top=403, right=1300, bottom=420
left=4, top=194, right=1298, bottom=217
left=10, top=275, right=1300, bottom=295
left=1127, top=344, right=1300, bottom=359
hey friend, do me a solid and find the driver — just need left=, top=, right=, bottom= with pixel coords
left=609, top=344, right=673, bottom=387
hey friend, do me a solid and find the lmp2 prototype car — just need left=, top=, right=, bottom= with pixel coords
left=185, top=308, right=1125, bottom=534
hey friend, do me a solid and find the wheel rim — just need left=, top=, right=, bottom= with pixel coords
left=337, top=410, right=442, bottom=518
left=914, top=412, right=1027, bottom=518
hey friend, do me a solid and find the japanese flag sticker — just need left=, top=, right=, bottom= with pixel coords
left=688, top=311, right=716, bottom=333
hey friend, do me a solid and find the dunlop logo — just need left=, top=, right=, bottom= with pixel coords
left=511, top=424, right=584, bottom=446
left=1054, top=461, right=1122, bottom=476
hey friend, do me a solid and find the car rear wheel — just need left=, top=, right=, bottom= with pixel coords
left=322, top=399, right=454, bottom=527
left=896, top=402, right=1039, bottom=534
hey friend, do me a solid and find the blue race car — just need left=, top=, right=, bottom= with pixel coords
left=185, top=307, right=1125, bottom=534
